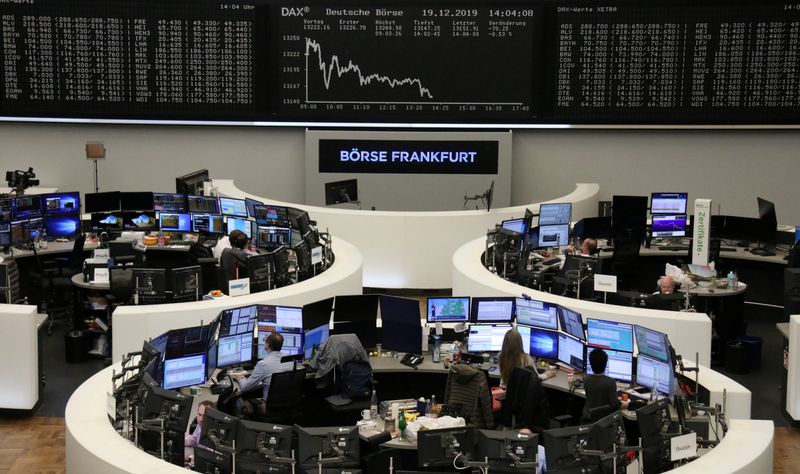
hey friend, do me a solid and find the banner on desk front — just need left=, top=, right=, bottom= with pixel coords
left=692, top=199, right=712, bottom=266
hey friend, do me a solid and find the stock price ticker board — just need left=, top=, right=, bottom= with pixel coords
left=2, top=0, right=800, bottom=125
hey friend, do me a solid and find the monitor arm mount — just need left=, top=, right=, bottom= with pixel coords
left=463, top=180, right=494, bottom=211
left=503, top=440, right=539, bottom=470
left=255, top=435, right=296, bottom=470
left=677, top=352, right=728, bottom=446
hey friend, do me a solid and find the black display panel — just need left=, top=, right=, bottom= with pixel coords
left=1, top=0, right=800, bottom=125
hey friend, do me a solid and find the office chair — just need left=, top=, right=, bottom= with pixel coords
left=251, top=368, right=307, bottom=424
left=29, top=245, right=73, bottom=335
left=52, top=234, right=86, bottom=276
left=188, top=242, right=218, bottom=294
left=0, top=259, right=25, bottom=305
left=587, top=404, right=616, bottom=423
left=500, top=366, right=549, bottom=434
left=108, top=266, right=135, bottom=307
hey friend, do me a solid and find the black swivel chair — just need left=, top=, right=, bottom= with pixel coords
left=252, top=368, right=307, bottom=424
left=29, top=245, right=73, bottom=335
left=108, top=266, right=135, bottom=307
left=52, top=234, right=86, bottom=276
left=188, top=242, right=218, bottom=294
left=587, top=404, right=615, bottom=423
left=500, top=366, right=549, bottom=434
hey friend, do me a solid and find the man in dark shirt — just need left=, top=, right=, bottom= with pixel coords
left=581, top=348, right=628, bottom=423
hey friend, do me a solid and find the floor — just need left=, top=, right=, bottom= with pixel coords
left=0, top=296, right=797, bottom=473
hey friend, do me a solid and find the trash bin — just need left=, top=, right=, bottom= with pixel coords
left=724, top=341, right=749, bottom=375
left=737, top=336, right=763, bottom=370
left=65, top=330, right=87, bottom=364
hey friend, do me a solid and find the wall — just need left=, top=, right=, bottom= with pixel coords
left=1, top=122, right=799, bottom=222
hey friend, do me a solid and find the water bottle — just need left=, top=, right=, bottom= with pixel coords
left=433, top=335, right=441, bottom=363
left=730, top=270, right=738, bottom=288
left=40, top=228, right=48, bottom=249
left=370, top=389, right=378, bottom=419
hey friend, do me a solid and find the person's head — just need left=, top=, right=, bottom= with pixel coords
left=265, top=331, right=284, bottom=353
left=499, top=329, right=527, bottom=383
left=229, top=230, right=249, bottom=250
left=581, top=238, right=598, bottom=255
left=197, top=400, right=215, bottom=426
left=589, top=348, right=608, bottom=375
left=659, top=276, right=676, bottom=294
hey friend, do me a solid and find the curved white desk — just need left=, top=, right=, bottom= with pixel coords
left=111, top=237, right=363, bottom=362
left=0, top=304, right=40, bottom=410
left=213, top=179, right=600, bottom=289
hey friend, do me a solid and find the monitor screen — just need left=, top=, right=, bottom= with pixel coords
left=255, top=225, right=291, bottom=249
left=634, top=325, right=671, bottom=362
left=253, top=205, right=290, bottom=227
left=43, top=214, right=81, bottom=238
left=426, top=297, right=470, bottom=323
left=176, top=169, right=209, bottom=196
left=468, top=324, right=511, bottom=352
left=539, top=203, right=572, bottom=226
left=501, top=218, right=526, bottom=235
left=470, top=297, right=514, bottom=323
left=172, top=266, right=201, bottom=300
left=84, top=191, right=120, bottom=213
left=123, top=211, right=156, bottom=230
left=120, top=192, right=154, bottom=211
left=153, top=193, right=187, bottom=212
left=651, top=215, right=687, bottom=238
left=187, top=195, right=219, bottom=214
left=191, top=213, right=224, bottom=234
left=90, top=212, right=123, bottom=230
left=636, top=354, right=674, bottom=396
left=162, top=353, right=206, bottom=390
left=219, top=197, right=248, bottom=218
left=11, top=195, right=42, bottom=219
left=537, top=224, right=570, bottom=248
left=573, top=216, right=613, bottom=240
left=0, top=225, right=10, bottom=246
left=515, top=298, right=558, bottom=330
left=245, top=197, right=263, bottom=218
left=0, top=199, right=11, bottom=222
left=225, top=217, right=252, bottom=239
left=256, top=321, right=302, bottom=359
left=557, top=334, right=586, bottom=372
left=382, top=320, right=423, bottom=354
left=558, top=306, right=585, bottom=341
left=219, top=304, right=258, bottom=337
left=587, top=348, right=633, bottom=382
left=216, top=333, right=253, bottom=368
left=650, top=192, right=688, bottom=215
left=519, top=325, right=559, bottom=360
left=11, top=218, right=41, bottom=243
left=586, top=319, right=634, bottom=353
left=304, top=323, right=330, bottom=360
left=324, top=179, right=359, bottom=205
left=158, top=212, right=191, bottom=232
left=42, top=192, right=80, bottom=215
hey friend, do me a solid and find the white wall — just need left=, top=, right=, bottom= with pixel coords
left=2, top=123, right=800, bottom=222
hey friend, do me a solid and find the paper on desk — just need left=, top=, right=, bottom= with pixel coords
left=405, top=415, right=465, bottom=443
left=94, top=268, right=109, bottom=284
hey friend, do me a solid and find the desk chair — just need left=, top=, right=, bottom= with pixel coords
left=52, top=234, right=86, bottom=276
left=0, top=259, right=24, bottom=304
left=444, top=363, right=493, bottom=429
left=29, top=246, right=72, bottom=335
left=188, top=242, right=218, bottom=294
left=500, top=366, right=549, bottom=434
left=108, top=266, right=135, bottom=306
left=587, top=404, right=615, bottom=423
left=252, top=368, right=307, bottom=424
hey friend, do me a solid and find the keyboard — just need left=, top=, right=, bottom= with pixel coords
left=658, top=245, right=689, bottom=251
left=541, top=258, right=561, bottom=266
left=750, top=248, right=776, bottom=257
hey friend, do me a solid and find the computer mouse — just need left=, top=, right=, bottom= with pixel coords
left=489, top=365, right=498, bottom=372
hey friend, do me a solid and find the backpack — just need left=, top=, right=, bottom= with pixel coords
left=340, top=360, right=373, bottom=400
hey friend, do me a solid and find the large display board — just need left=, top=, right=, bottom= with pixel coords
left=2, top=0, right=800, bottom=125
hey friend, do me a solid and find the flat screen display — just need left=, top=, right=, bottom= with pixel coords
left=216, top=333, right=253, bottom=368
left=84, top=192, right=120, bottom=213
left=42, top=192, right=80, bottom=215
left=586, top=348, right=633, bottom=382
left=651, top=215, right=687, bottom=238
left=43, top=214, right=81, bottom=238
left=253, top=205, right=290, bottom=227
left=557, top=333, right=586, bottom=372
left=558, top=306, right=585, bottom=341
left=634, top=325, right=671, bottom=362
left=539, top=203, right=572, bottom=226
left=426, top=297, right=470, bottom=323
left=586, top=319, right=634, bottom=353
left=162, top=353, right=206, bottom=390
left=501, top=218, right=526, bottom=235
left=11, top=195, right=42, bottom=219
left=219, top=197, right=248, bottom=218
left=153, top=193, right=187, bottom=213
left=304, top=324, right=330, bottom=360
left=519, top=325, right=559, bottom=360
left=515, top=298, right=558, bottom=330
left=651, top=192, right=688, bottom=215
left=191, top=213, right=224, bottom=234
left=537, top=224, right=570, bottom=248
left=120, top=192, right=154, bottom=211
left=255, top=226, right=291, bottom=249
left=158, top=212, right=191, bottom=232
left=636, top=354, right=674, bottom=396
left=226, top=217, right=253, bottom=238
left=123, top=211, right=156, bottom=230
left=470, top=297, right=514, bottom=323
left=468, top=324, right=511, bottom=352
left=187, top=195, right=219, bottom=214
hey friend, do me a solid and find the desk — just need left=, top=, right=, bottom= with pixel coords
left=0, top=304, right=41, bottom=411
left=71, top=273, right=109, bottom=291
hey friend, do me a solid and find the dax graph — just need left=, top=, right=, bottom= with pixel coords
left=278, top=5, right=540, bottom=120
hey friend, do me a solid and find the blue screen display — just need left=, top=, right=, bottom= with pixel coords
left=44, top=215, right=81, bottom=237
left=501, top=218, right=526, bottom=235
left=519, top=325, right=559, bottom=360
left=226, top=217, right=252, bottom=238
left=651, top=215, right=687, bottom=238
left=636, top=354, right=674, bottom=396
left=43, top=192, right=80, bottom=215
left=219, top=197, right=248, bottom=218
left=158, top=212, right=191, bottom=232
left=587, top=348, right=633, bottom=382
left=304, top=324, right=330, bottom=360
left=587, top=319, right=634, bottom=352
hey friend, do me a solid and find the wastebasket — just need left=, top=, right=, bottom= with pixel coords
left=737, top=336, right=763, bottom=370
left=65, top=330, right=87, bottom=363
left=724, top=341, right=749, bottom=375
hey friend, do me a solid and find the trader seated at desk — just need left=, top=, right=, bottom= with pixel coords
left=581, top=348, right=629, bottom=423
left=184, top=400, right=215, bottom=463
left=234, top=332, right=293, bottom=399
left=644, top=276, right=687, bottom=311
left=566, top=237, right=599, bottom=257
left=219, top=229, right=254, bottom=282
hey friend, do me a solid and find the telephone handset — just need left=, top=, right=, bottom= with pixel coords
left=401, top=353, right=424, bottom=368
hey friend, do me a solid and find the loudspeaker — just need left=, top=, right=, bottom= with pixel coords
left=784, top=268, right=800, bottom=295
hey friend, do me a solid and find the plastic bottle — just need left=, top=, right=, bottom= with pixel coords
left=40, top=228, right=48, bottom=249
left=430, top=394, right=437, bottom=418
left=727, top=271, right=735, bottom=288
left=370, top=389, right=378, bottom=419
left=433, top=335, right=441, bottom=363
left=731, top=270, right=738, bottom=288
left=398, top=410, right=407, bottom=439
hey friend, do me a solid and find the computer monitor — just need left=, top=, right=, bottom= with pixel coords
left=542, top=424, right=595, bottom=473
left=634, top=325, right=671, bottom=362
left=573, top=216, right=613, bottom=240
left=587, top=411, right=628, bottom=471
left=515, top=298, right=558, bottom=330
left=586, top=319, right=633, bottom=353
left=468, top=324, right=511, bottom=352
left=217, top=333, right=254, bottom=368
left=636, top=354, right=674, bottom=397
left=537, top=224, right=570, bottom=248
left=650, top=192, right=688, bottom=215
left=84, top=191, right=121, bottom=213
left=162, top=353, right=206, bottom=390
left=199, top=407, right=239, bottom=452
left=381, top=320, right=423, bottom=355
left=137, top=374, right=193, bottom=433
left=43, top=214, right=81, bottom=238
left=191, top=213, right=224, bottom=234
left=120, top=192, right=154, bottom=211
left=331, top=295, right=379, bottom=349
left=11, top=195, right=41, bottom=220
left=0, top=224, right=11, bottom=246
left=417, top=426, right=476, bottom=468
left=0, top=198, right=11, bottom=222
left=426, top=297, right=470, bottom=323
left=245, top=197, right=263, bottom=219
left=651, top=215, right=687, bottom=238
left=153, top=192, right=187, bottom=213
left=175, top=169, right=209, bottom=196
left=219, top=197, right=248, bottom=218
left=157, top=212, right=190, bottom=232
left=586, top=348, right=633, bottom=383
left=324, top=179, right=359, bottom=205
left=247, top=253, right=272, bottom=292
left=757, top=197, right=777, bottom=244
left=225, top=217, right=252, bottom=238
left=636, top=398, right=672, bottom=451
left=219, top=304, right=258, bottom=337
left=131, top=268, right=167, bottom=303
left=270, top=246, right=291, bottom=286
left=304, top=323, right=330, bottom=360
left=475, top=429, right=538, bottom=469
left=123, top=211, right=156, bottom=230
left=255, top=225, right=291, bottom=250
left=171, top=266, right=201, bottom=302
left=257, top=320, right=303, bottom=359
left=293, top=242, right=313, bottom=279
left=378, top=295, right=420, bottom=325
left=90, top=212, right=123, bottom=231
left=521, top=325, right=559, bottom=360
left=296, top=425, right=360, bottom=468
left=42, top=192, right=80, bottom=215
left=290, top=210, right=312, bottom=236
left=236, top=420, right=293, bottom=462
left=254, top=205, right=290, bottom=227
left=187, top=195, right=219, bottom=214
left=470, top=297, right=515, bottom=323
left=193, top=448, right=232, bottom=474
left=501, top=218, right=527, bottom=235
left=303, top=297, right=333, bottom=330
left=10, top=218, right=39, bottom=243
left=558, top=306, right=585, bottom=341
left=557, top=333, right=586, bottom=372
left=644, top=293, right=685, bottom=311
left=539, top=202, right=572, bottom=226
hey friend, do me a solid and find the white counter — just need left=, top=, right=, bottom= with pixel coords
left=786, top=314, right=800, bottom=420
left=111, top=237, right=363, bottom=362
left=0, top=304, right=39, bottom=410
left=213, top=179, right=600, bottom=289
